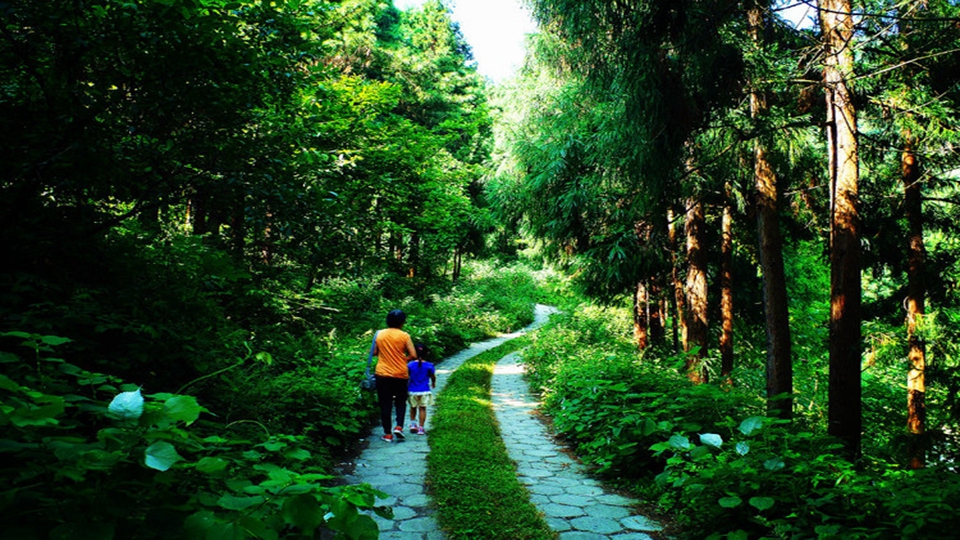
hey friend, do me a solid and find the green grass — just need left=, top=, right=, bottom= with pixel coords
left=426, top=335, right=556, bottom=540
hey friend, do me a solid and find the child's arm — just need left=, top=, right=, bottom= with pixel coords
left=430, top=366, right=436, bottom=388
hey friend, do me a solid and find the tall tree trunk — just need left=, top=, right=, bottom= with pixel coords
left=685, top=198, right=708, bottom=384
left=634, top=280, right=649, bottom=350
left=896, top=3, right=927, bottom=470
left=191, top=188, right=210, bottom=236
left=720, top=188, right=734, bottom=380
left=749, top=4, right=793, bottom=419
left=821, top=0, right=862, bottom=458
left=650, top=279, right=666, bottom=345
left=903, top=138, right=926, bottom=469
left=668, top=207, right=684, bottom=354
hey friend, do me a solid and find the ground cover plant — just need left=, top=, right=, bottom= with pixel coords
left=0, top=260, right=545, bottom=539
left=426, top=335, right=556, bottom=540
left=522, top=300, right=960, bottom=539
left=0, top=331, right=390, bottom=540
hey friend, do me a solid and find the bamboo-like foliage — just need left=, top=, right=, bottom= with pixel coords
left=492, top=0, right=960, bottom=463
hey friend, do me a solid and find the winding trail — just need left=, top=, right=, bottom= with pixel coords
left=343, top=305, right=663, bottom=539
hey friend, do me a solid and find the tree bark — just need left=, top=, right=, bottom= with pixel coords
left=190, top=188, right=210, bottom=236
left=684, top=198, right=708, bottom=384
left=903, top=138, right=926, bottom=469
left=720, top=187, right=734, bottom=380
left=749, top=4, right=793, bottom=419
left=634, top=280, right=649, bottom=350
left=668, top=207, right=685, bottom=354
left=650, top=279, right=666, bottom=345
left=452, top=247, right=462, bottom=282
left=821, top=0, right=862, bottom=458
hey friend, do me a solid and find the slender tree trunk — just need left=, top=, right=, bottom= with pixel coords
left=408, top=232, right=420, bottom=278
left=650, top=279, right=666, bottom=345
left=668, top=207, right=684, bottom=354
left=903, top=138, right=926, bottom=469
left=191, top=188, right=209, bottom=236
left=207, top=206, right=224, bottom=241
left=391, top=231, right=403, bottom=271
left=685, top=198, right=708, bottom=384
left=720, top=188, right=734, bottom=380
left=634, top=280, right=650, bottom=350
left=821, top=0, right=862, bottom=458
left=896, top=4, right=927, bottom=469
left=453, top=247, right=462, bottom=282
left=749, top=4, right=793, bottom=418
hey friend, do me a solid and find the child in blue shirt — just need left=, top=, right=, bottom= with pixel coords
left=407, top=343, right=436, bottom=435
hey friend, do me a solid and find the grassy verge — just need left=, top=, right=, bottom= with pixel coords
left=426, top=335, right=556, bottom=540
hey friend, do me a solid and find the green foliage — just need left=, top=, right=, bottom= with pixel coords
left=426, top=336, right=555, bottom=540
left=526, top=296, right=960, bottom=539
left=525, top=308, right=764, bottom=480
left=654, top=417, right=960, bottom=539
left=0, top=332, right=389, bottom=540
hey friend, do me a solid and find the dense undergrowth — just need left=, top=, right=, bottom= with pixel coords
left=522, top=298, right=960, bottom=539
left=0, top=229, right=547, bottom=540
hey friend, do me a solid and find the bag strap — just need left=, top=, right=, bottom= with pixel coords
left=364, top=331, right=379, bottom=377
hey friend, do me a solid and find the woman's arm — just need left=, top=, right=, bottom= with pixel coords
left=405, top=336, right=417, bottom=361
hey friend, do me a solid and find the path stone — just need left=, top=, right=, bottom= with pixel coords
left=344, top=304, right=558, bottom=538
left=345, top=303, right=664, bottom=538
left=491, top=346, right=665, bottom=539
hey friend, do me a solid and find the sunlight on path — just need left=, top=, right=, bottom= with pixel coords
left=492, top=352, right=664, bottom=539
left=343, top=304, right=557, bottom=539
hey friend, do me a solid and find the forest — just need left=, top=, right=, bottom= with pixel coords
left=2, top=0, right=960, bottom=538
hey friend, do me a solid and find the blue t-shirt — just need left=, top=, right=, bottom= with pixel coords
left=407, top=360, right=435, bottom=393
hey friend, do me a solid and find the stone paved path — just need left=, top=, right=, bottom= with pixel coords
left=343, top=305, right=663, bottom=539
left=492, top=352, right=663, bottom=539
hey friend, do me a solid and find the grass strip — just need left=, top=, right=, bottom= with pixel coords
left=426, top=335, right=556, bottom=540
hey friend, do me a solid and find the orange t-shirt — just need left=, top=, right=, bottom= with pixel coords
left=374, top=328, right=413, bottom=379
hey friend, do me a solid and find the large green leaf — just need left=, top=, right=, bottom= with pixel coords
left=738, top=416, right=764, bottom=437
left=196, top=457, right=229, bottom=474
left=217, top=494, right=265, bottom=511
left=718, top=496, right=742, bottom=508
left=144, top=441, right=183, bottom=471
left=108, top=389, right=143, bottom=421
left=10, top=394, right=64, bottom=427
left=700, top=433, right=722, bottom=448
left=668, top=434, right=692, bottom=451
left=281, top=493, right=324, bottom=533
left=163, top=395, right=203, bottom=425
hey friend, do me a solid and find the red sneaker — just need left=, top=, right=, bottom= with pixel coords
left=380, top=434, right=393, bottom=442
left=392, top=426, right=405, bottom=440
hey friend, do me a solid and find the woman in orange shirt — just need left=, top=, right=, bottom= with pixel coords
left=373, top=309, right=417, bottom=442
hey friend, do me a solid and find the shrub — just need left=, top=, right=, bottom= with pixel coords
left=0, top=332, right=390, bottom=540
